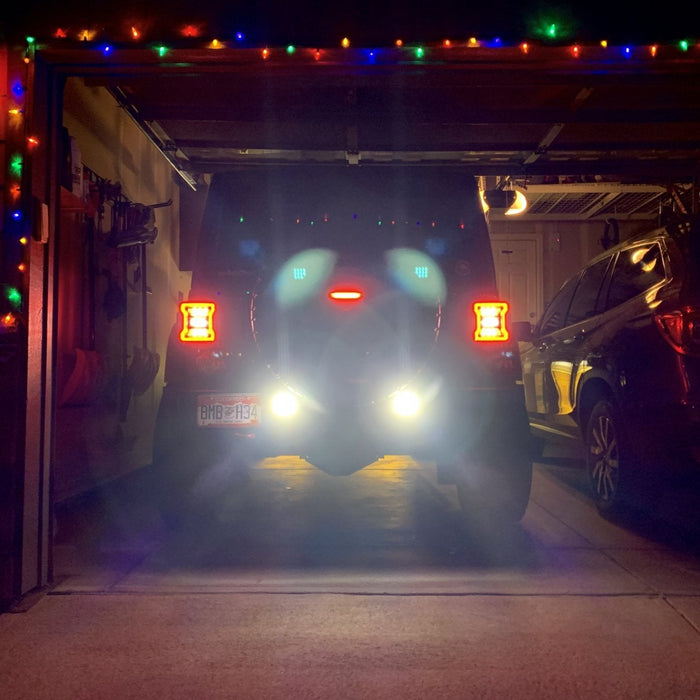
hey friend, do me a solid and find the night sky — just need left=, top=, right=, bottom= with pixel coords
left=2, top=0, right=698, bottom=46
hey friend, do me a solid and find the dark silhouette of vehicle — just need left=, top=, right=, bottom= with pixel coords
left=520, top=216, right=700, bottom=516
left=152, top=166, right=532, bottom=524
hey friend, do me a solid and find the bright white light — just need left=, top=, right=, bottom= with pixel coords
left=504, top=189, right=528, bottom=216
left=391, top=390, right=421, bottom=417
left=271, top=391, right=299, bottom=417
left=480, top=187, right=528, bottom=216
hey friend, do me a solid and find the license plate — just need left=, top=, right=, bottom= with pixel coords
left=196, top=394, right=261, bottom=427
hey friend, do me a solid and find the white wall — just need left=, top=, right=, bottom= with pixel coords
left=489, top=217, right=654, bottom=308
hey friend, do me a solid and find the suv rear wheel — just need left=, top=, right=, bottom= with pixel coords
left=586, top=398, right=663, bottom=518
left=586, top=399, right=634, bottom=516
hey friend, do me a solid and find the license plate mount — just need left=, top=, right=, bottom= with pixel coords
left=196, top=394, right=261, bottom=427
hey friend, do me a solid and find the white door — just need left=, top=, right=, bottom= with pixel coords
left=490, top=235, right=542, bottom=324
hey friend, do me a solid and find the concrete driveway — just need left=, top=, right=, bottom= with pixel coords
left=2, top=459, right=700, bottom=698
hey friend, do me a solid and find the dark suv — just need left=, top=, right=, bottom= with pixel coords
left=520, top=217, right=700, bottom=515
left=152, top=166, right=532, bottom=523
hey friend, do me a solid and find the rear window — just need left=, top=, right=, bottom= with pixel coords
left=565, top=256, right=611, bottom=325
left=605, top=242, right=666, bottom=308
left=538, top=274, right=579, bottom=336
left=195, top=167, right=494, bottom=286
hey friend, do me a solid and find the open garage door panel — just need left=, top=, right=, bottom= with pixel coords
left=38, top=43, right=700, bottom=220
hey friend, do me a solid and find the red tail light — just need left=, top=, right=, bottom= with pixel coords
left=473, top=301, right=510, bottom=342
left=655, top=306, right=700, bottom=356
left=179, top=301, right=216, bottom=342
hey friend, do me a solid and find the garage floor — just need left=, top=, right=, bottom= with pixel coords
left=2, top=460, right=700, bottom=698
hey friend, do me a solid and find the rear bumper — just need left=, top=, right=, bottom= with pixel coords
left=155, top=381, right=532, bottom=476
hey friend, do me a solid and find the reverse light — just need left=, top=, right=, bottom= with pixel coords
left=271, top=391, right=299, bottom=417
left=473, top=302, right=510, bottom=342
left=391, top=389, right=421, bottom=417
left=179, top=301, right=216, bottom=342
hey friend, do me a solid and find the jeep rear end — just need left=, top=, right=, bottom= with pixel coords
left=153, top=166, right=532, bottom=523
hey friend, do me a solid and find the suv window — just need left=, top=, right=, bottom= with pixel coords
left=605, top=242, right=666, bottom=308
left=197, top=168, right=494, bottom=290
left=537, top=274, right=579, bottom=336
left=565, top=256, right=611, bottom=325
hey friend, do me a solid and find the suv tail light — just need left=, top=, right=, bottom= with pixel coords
left=179, top=301, right=216, bottom=342
left=473, top=301, right=510, bottom=342
left=655, top=306, right=700, bottom=356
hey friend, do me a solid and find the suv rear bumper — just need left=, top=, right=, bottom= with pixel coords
left=155, top=382, right=532, bottom=477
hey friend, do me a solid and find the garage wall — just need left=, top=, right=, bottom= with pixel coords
left=56, top=78, right=191, bottom=500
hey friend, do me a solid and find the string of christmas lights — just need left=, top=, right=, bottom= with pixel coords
left=16, top=24, right=700, bottom=61
left=2, top=39, right=35, bottom=324
left=231, top=215, right=469, bottom=229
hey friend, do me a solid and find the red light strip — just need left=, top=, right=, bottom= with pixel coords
left=329, top=289, right=363, bottom=301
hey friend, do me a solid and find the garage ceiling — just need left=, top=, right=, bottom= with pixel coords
left=40, top=42, right=700, bottom=221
